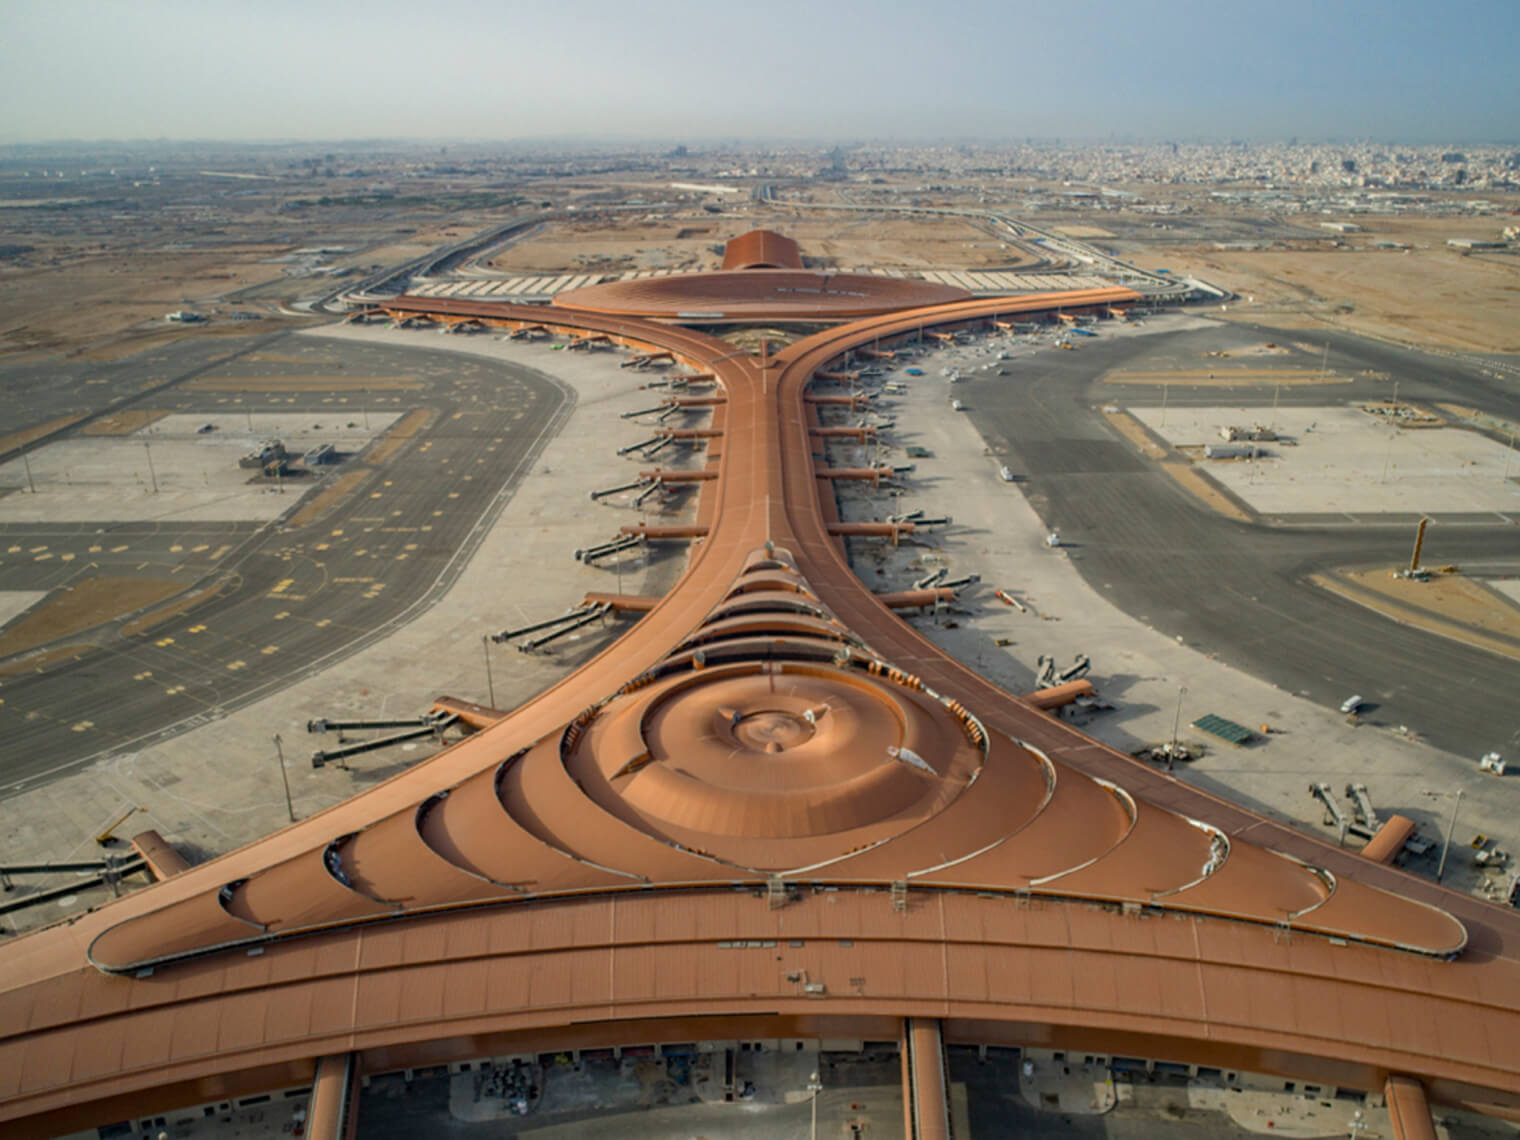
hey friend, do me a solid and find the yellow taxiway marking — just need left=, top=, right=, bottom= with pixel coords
left=421, top=525, right=433, bottom=532
left=330, top=528, right=344, bottom=536
left=164, top=684, right=186, bottom=695
left=210, top=544, right=231, bottom=560
left=192, top=544, right=209, bottom=553
left=226, top=660, right=246, bottom=671
left=315, top=618, right=331, bottom=628
left=169, top=544, right=183, bottom=553
left=34, top=553, right=52, bottom=561
left=314, top=543, right=329, bottom=551
left=88, top=545, right=102, bottom=553
left=447, top=492, right=460, bottom=499
left=59, top=553, right=74, bottom=562
left=270, top=579, right=294, bottom=594
left=71, top=721, right=93, bottom=733
left=273, top=611, right=290, bottom=620
left=133, top=671, right=153, bottom=681
left=260, top=645, right=279, bottom=655
left=404, top=543, right=418, bottom=551
left=188, top=624, right=207, bottom=633
left=6, top=546, right=19, bottom=554
left=28, top=546, right=47, bottom=553
left=369, top=492, right=383, bottom=499
left=110, top=545, right=129, bottom=553
left=395, top=553, right=408, bottom=561
left=154, top=637, right=174, bottom=647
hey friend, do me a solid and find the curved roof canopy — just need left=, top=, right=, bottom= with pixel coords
left=554, top=268, right=969, bottom=321
left=721, top=228, right=804, bottom=270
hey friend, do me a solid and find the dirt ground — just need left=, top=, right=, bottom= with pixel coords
left=1313, top=568, right=1520, bottom=662
left=1102, top=409, right=1251, bottom=521
left=356, top=222, right=477, bottom=268
left=484, top=213, right=1038, bottom=275
left=0, top=575, right=184, bottom=658
left=0, top=245, right=296, bottom=358
left=0, top=414, right=85, bottom=455
left=1154, top=214, right=1520, bottom=352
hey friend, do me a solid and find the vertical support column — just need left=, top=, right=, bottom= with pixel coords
left=900, top=1017, right=950, bottom=1140
left=1384, top=1075, right=1438, bottom=1140
left=307, top=1053, right=361, bottom=1140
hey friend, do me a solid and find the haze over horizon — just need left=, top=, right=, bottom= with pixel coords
left=2, top=0, right=1517, bottom=145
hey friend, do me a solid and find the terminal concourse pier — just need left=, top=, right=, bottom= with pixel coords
left=1, top=234, right=1517, bottom=1140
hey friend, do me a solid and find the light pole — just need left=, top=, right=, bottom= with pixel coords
left=1422, top=788, right=1465, bottom=884
left=482, top=635, right=496, bottom=708
left=1168, top=685, right=1187, bottom=768
left=273, top=734, right=295, bottom=823
left=20, top=449, right=35, bottom=493
left=143, top=440, right=159, bottom=494
left=807, top=1070, right=823, bottom=1140
left=1437, top=789, right=1464, bottom=884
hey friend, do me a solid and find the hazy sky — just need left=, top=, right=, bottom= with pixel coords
left=2, top=0, right=1516, bottom=143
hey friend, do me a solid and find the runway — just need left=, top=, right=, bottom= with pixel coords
left=960, top=320, right=1520, bottom=758
left=0, top=335, right=570, bottom=794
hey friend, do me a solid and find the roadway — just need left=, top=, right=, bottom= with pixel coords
left=0, top=335, right=570, bottom=794
left=957, top=320, right=1520, bottom=759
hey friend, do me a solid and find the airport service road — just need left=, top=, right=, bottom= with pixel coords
left=0, top=335, right=569, bottom=795
left=959, top=320, right=1520, bottom=760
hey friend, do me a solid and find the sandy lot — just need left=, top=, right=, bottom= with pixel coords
left=1131, top=405, right=1520, bottom=514
left=485, top=213, right=1039, bottom=275
left=1153, top=215, right=1520, bottom=351
left=0, top=589, right=45, bottom=630
left=0, top=576, right=184, bottom=658
left=1313, top=569, right=1520, bottom=662
left=0, top=245, right=296, bottom=358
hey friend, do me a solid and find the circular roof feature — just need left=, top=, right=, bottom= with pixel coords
left=553, top=269, right=970, bottom=321
left=573, top=664, right=985, bottom=866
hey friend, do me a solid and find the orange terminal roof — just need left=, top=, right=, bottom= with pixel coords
left=1, top=279, right=1519, bottom=1136
left=721, top=228, right=804, bottom=270
left=554, top=267, right=970, bottom=321
left=556, top=227, right=969, bottom=320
